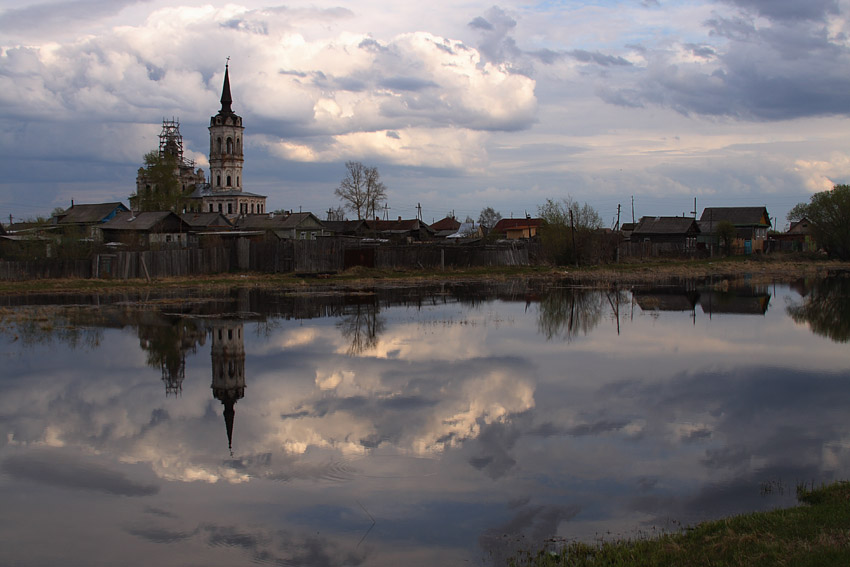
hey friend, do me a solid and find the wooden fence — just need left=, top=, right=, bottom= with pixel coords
left=0, top=239, right=530, bottom=281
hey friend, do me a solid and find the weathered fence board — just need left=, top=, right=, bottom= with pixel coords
left=0, top=240, right=528, bottom=280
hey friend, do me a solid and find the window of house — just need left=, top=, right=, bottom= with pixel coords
left=311, top=232, right=317, bottom=240
left=300, top=231, right=306, bottom=239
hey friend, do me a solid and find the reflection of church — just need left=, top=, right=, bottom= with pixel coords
left=210, top=322, right=246, bottom=453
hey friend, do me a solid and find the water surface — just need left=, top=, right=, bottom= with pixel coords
left=0, top=277, right=848, bottom=566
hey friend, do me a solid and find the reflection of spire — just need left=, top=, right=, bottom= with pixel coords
left=211, top=322, right=245, bottom=454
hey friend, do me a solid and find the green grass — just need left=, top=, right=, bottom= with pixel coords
left=509, top=482, right=850, bottom=567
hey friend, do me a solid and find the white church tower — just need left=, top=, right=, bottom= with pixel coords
left=209, top=62, right=244, bottom=194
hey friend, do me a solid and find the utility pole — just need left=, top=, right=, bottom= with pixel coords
left=383, top=203, right=389, bottom=221
left=615, top=204, right=621, bottom=264
left=416, top=202, right=422, bottom=221
left=570, top=209, right=578, bottom=267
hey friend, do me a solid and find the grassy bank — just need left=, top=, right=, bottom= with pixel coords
left=511, top=481, right=850, bottom=567
left=0, top=255, right=847, bottom=295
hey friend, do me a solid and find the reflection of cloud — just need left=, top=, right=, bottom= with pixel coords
left=1, top=450, right=158, bottom=496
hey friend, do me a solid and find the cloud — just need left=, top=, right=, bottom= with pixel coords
left=719, top=0, right=840, bottom=22
left=0, top=0, right=143, bottom=36
left=1, top=450, right=159, bottom=496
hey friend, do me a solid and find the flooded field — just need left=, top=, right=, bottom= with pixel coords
left=0, top=276, right=848, bottom=566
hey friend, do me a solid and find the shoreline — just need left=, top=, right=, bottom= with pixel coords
left=0, top=256, right=847, bottom=296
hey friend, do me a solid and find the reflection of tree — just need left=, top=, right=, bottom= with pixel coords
left=337, top=303, right=385, bottom=355
left=138, top=316, right=207, bottom=395
left=537, top=288, right=605, bottom=341
left=787, top=276, right=850, bottom=343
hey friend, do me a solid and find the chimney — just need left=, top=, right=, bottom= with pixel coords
left=398, top=216, right=402, bottom=221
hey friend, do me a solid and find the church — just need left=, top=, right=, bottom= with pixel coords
left=132, top=64, right=267, bottom=217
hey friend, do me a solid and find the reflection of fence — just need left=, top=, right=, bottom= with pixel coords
left=0, top=240, right=530, bottom=280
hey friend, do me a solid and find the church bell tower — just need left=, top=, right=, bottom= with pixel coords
left=208, top=63, right=244, bottom=193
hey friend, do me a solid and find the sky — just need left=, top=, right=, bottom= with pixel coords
left=2, top=0, right=850, bottom=229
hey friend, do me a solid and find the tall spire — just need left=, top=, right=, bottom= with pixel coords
left=220, top=59, right=233, bottom=115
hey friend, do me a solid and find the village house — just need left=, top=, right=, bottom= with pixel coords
left=699, top=207, right=771, bottom=254
left=491, top=217, right=542, bottom=240
left=430, top=215, right=461, bottom=239
left=99, top=211, right=193, bottom=248
left=630, top=216, right=700, bottom=252
left=234, top=212, right=329, bottom=241
left=53, top=202, right=131, bottom=240
left=363, top=218, right=435, bottom=242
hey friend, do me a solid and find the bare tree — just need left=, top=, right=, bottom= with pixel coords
left=478, top=206, right=502, bottom=232
left=334, top=161, right=387, bottom=220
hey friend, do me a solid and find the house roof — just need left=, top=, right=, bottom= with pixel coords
left=56, top=202, right=129, bottom=224
left=430, top=216, right=461, bottom=231
left=322, top=220, right=365, bottom=234
left=699, top=207, right=771, bottom=227
left=102, top=211, right=185, bottom=231
left=633, top=216, right=700, bottom=235
left=180, top=212, right=233, bottom=229
left=234, top=212, right=323, bottom=230
left=364, top=219, right=433, bottom=233
left=492, top=218, right=542, bottom=233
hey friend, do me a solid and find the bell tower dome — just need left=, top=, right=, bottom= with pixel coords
left=208, top=62, right=244, bottom=194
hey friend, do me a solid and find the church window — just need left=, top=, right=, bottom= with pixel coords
left=251, top=203, right=255, bottom=214
left=226, top=138, right=233, bottom=153
left=218, top=203, right=222, bottom=213
left=236, top=138, right=241, bottom=153
left=209, top=204, right=213, bottom=212
left=227, top=175, right=232, bottom=186
left=216, top=138, right=222, bottom=153
left=228, top=203, right=232, bottom=214
left=236, top=176, right=240, bottom=187
left=216, top=175, right=221, bottom=187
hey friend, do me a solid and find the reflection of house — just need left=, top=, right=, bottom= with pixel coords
left=491, top=218, right=542, bottom=239
left=699, top=289, right=771, bottom=315
left=99, top=211, right=192, bottom=248
left=634, top=288, right=699, bottom=311
left=210, top=322, right=246, bottom=453
left=699, top=207, right=771, bottom=254
left=235, top=212, right=329, bottom=240
left=631, top=216, right=700, bottom=251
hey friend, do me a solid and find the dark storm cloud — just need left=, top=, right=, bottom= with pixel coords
left=720, top=0, right=839, bottom=22
left=378, top=77, right=439, bottom=92
left=1, top=450, right=159, bottom=496
left=0, top=0, right=144, bottom=33
left=569, top=49, right=632, bottom=67
left=602, top=6, right=850, bottom=120
left=125, top=526, right=194, bottom=544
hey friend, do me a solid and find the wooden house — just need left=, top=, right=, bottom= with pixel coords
left=430, top=216, right=461, bottom=239
left=631, top=216, right=700, bottom=251
left=99, top=211, right=192, bottom=248
left=363, top=218, right=435, bottom=242
left=491, top=218, right=542, bottom=239
left=699, top=207, right=771, bottom=254
left=53, top=202, right=131, bottom=241
left=235, top=212, right=329, bottom=240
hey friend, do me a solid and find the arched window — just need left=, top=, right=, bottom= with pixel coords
left=228, top=203, right=233, bottom=214
left=216, top=175, right=221, bottom=187
left=226, top=175, right=232, bottom=186
left=216, top=138, right=222, bottom=153
left=251, top=203, right=255, bottom=214
left=209, top=204, right=213, bottom=212
left=236, top=138, right=241, bottom=153
left=226, top=138, right=233, bottom=153
left=218, top=203, right=222, bottom=213
left=236, top=176, right=240, bottom=187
